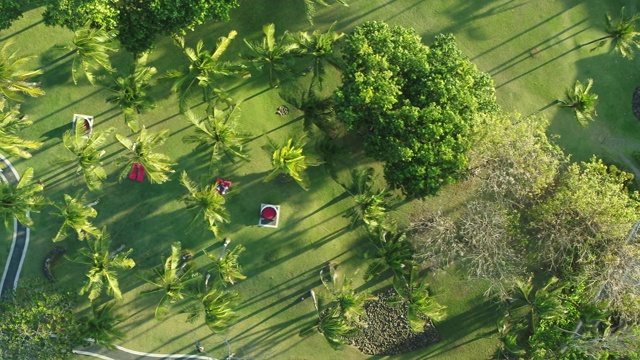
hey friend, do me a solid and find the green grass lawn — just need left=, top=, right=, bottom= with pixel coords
left=2, top=0, right=640, bottom=359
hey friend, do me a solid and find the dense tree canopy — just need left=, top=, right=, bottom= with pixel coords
left=43, top=0, right=239, bottom=54
left=335, top=21, right=498, bottom=198
left=0, top=0, right=23, bottom=30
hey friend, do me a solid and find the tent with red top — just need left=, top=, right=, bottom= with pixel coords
left=128, top=163, right=145, bottom=182
left=259, top=204, right=280, bottom=228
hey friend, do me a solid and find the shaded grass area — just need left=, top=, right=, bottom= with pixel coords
left=0, top=0, right=638, bottom=360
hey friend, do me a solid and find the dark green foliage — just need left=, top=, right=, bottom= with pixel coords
left=0, top=0, right=23, bottom=30
left=335, top=21, right=498, bottom=198
left=0, top=280, right=84, bottom=359
left=43, top=0, right=239, bottom=54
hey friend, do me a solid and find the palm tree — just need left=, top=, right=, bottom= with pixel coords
left=299, top=305, right=358, bottom=350
left=69, top=227, right=136, bottom=301
left=51, top=192, right=100, bottom=242
left=182, top=105, right=250, bottom=167
left=505, top=276, right=565, bottom=335
left=320, top=269, right=376, bottom=327
left=106, top=53, right=157, bottom=132
left=80, top=301, right=125, bottom=349
left=363, top=227, right=414, bottom=282
left=206, top=244, right=246, bottom=286
left=557, top=78, right=598, bottom=126
left=242, top=23, right=300, bottom=87
left=115, top=127, right=176, bottom=184
left=581, top=7, right=640, bottom=59
left=263, top=137, right=322, bottom=191
left=200, top=284, right=240, bottom=333
left=179, top=171, right=230, bottom=237
left=60, top=121, right=114, bottom=191
left=65, top=20, right=117, bottom=84
left=278, top=85, right=342, bottom=137
left=165, top=32, right=247, bottom=111
left=0, top=167, right=46, bottom=228
left=292, top=23, right=344, bottom=89
left=302, top=0, right=348, bottom=26
left=141, top=242, right=199, bottom=320
left=0, top=102, right=42, bottom=158
left=0, top=42, right=44, bottom=103
left=343, top=167, right=390, bottom=230
left=391, top=266, right=446, bottom=332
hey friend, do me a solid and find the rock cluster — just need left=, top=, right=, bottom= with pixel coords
left=349, top=289, right=440, bottom=356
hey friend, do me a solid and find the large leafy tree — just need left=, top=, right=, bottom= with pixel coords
left=0, top=167, right=46, bottom=228
left=51, top=192, right=100, bottom=242
left=69, top=227, right=136, bottom=301
left=182, top=105, right=250, bottom=167
left=141, top=242, right=199, bottom=320
left=581, top=7, right=640, bottom=59
left=242, top=23, right=300, bottom=87
left=335, top=22, right=498, bottom=198
left=106, top=53, right=157, bottom=132
left=60, top=121, right=114, bottom=191
left=64, top=20, right=117, bottom=84
left=0, top=102, right=42, bottom=159
left=0, top=41, right=44, bottom=103
left=0, top=0, right=23, bottom=30
left=115, top=127, right=176, bottom=184
left=556, top=78, right=598, bottom=126
left=178, top=171, right=230, bottom=237
left=0, top=281, right=84, bottom=360
left=166, top=32, right=247, bottom=111
left=43, top=0, right=240, bottom=54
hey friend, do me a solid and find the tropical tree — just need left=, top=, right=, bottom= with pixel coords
left=60, top=121, right=114, bottom=191
left=390, top=266, right=446, bottom=332
left=0, top=167, right=46, bottom=228
left=0, top=102, right=42, bottom=158
left=0, top=0, right=22, bottom=30
left=556, top=78, right=598, bottom=126
left=115, top=127, right=176, bottom=184
left=106, top=53, right=157, bottom=132
left=581, top=7, right=640, bottom=59
left=299, top=302, right=358, bottom=350
left=320, top=268, right=376, bottom=327
left=206, top=244, right=246, bottom=286
left=80, top=301, right=125, bottom=349
left=141, top=242, right=200, bottom=320
left=51, top=192, right=100, bottom=242
left=302, top=0, right=348, bottom=25
left=199, top=284, right=240, bottom=333
left=343, top=167, right=390, bottom=230
left=182, top=105, right=250, bottom=167
left=63, top=20, right=117, bottom=84
left=166, top=32, right=247, bottom=111
left=0, top=41, right=44, bottom=103
left=292, top=22, right=344, bottom=89
left=278, top=85, right=342, bottom=137
left=263, top=136, right=321, bottom=190
left=363, top=227, right=414, bottom=282
left=242, top=23, right=300, bottom=87
left=69, top=227, right=136, bottom=301
left=179, top=171, right=230, bottom=237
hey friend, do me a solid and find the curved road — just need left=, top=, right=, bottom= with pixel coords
left=0, top=155, right=214, bottom=360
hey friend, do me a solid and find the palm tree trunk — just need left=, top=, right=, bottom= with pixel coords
left=579, top=35, right=613, bottom=47
left=218, top=237, right=231, bottom=260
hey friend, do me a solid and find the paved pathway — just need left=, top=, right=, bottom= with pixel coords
left=73, top=343, right=214, bottom=360
left=0, top=154, right=29, bottom=297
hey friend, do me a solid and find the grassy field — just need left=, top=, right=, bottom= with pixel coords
left=2, top=0, right=640, bottom=359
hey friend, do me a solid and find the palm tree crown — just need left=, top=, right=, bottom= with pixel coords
left=182, top=105, right=250, bottom=167
left=206, top=244, right=246, bottom=286
left=81, top=301, right=126, bottom=349
left=166, top=32, right=247, bottom=111
left=584, top=7, right=640, bottom=59
left=0, top=102, right=42, bottom=158
left=344, top=167, right=390, bottom=230
left=115, top=127, right=176, bottom=184
left=0, top=41, right=44, bottom=102
left=179, top=171, right=230, bottom=237
left=242, top=23, right=300, bottom=87
left=292, top=23, right=344, bottom=89
left=557, top=78, right=598, bottom=126
left=69, top=227, right=136, bottom=301
left=263, top=136, right=322, bottom=190
left=106, top=54, right=157, bottom=132
left=0, top=167, right=46, bottom=228
left=51, top=192, right=100, bottom=242
left=68, top=21, right=117, bottom=84
left=60, top=122, right=114, bottom=191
